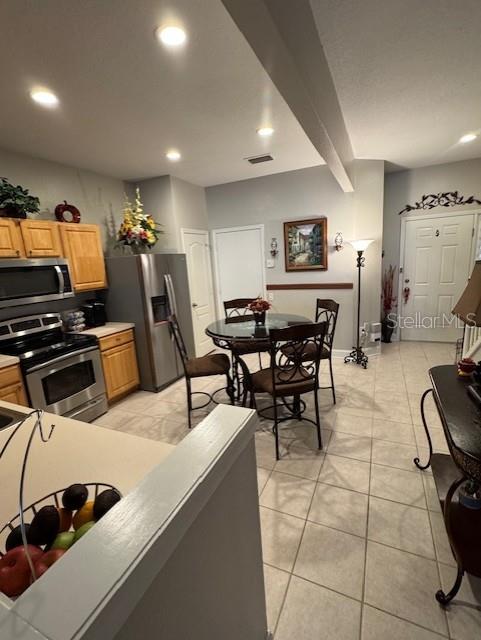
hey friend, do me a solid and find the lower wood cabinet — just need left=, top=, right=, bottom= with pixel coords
left=99, top=330, right=140, bottom=403
left=0, top=365, right=28, bottom=406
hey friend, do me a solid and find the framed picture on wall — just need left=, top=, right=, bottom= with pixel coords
left=284, top=217, right=328, bottom=271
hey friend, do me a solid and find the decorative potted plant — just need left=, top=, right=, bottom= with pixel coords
left=0, top=177, right=40, bottom=219
left=247, top=296, right=271, bottom=326
left=381, top=264, right=397, bottom=343
left=117, top=188, right=162, bottom=253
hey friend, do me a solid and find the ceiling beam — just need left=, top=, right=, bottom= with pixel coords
left=221, top=0, right=354, bottom=192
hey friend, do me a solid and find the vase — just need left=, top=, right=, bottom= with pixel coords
left=381, top=317, right=394, bottom=343
left=130, top=244, right=148, bottom=255
left=254, top=311, right=266, bottom=326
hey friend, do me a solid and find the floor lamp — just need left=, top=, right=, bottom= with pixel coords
left=344, top=239, right=374, bottom=369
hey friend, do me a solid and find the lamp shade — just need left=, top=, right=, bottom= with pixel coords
left=349, top=239, right=374, bottom=252
left=452, top=261, right=481, bottom=326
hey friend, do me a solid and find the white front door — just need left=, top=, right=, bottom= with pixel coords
left=181, top=229, right=215, bottom=357
left=212, top=225, right=266, bottom=317
left=401, top=213, right=474, bottom=342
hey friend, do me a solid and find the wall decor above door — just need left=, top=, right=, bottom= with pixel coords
left=284, top=217, right=327, bottom=271
left=398, top=191, right=481, bottom=215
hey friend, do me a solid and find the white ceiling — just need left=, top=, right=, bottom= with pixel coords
left=311, top=0, right=481, bottom=170
left=0, top=0, right=322, bottom=186
left=2, top=1, right=481, bottom=186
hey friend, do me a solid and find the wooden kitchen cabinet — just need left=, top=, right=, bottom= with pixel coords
left=59, top=223, right=107, bottom=291
left=99, top=330, right=139, bottom=403
left=0, top=218, right=25, bottom=258
left=20, top=219, right=62, bottom=258
left=0, top=365, right=28, bottom=406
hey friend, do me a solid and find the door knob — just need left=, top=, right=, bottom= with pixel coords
left=404, top=278, right=410, bottom=283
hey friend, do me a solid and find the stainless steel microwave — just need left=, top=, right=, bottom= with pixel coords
left=0, top=258, right=74, bottom=307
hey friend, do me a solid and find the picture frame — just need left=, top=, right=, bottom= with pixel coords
left=284, top=217, right=328, bottom=271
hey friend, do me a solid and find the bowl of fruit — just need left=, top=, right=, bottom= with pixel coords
left=0, top=482, right=121, bottom=598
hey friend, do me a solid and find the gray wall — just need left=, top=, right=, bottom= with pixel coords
left=0, top=147, right=126, bottom=249
left=206, top=161, right=384, bottom=351
left=133, top=175, right=209, bottom=253
left=383, top=158, right=481, bottom=339
left=0, top=147, right=128, bottom=319
left=383, top=157, right=481, bottom=270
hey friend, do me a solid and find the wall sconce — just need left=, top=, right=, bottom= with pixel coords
left=270, top=238, right=279, bottom=257
left=334, top=232, right=344, bottom=251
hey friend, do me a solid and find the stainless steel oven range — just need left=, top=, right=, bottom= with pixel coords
left=0, top=313, right=107, bottom=422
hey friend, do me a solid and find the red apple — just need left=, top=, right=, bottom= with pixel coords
left=32, top=549, right=66, bottom=580
left=0, top=545, right=43, bottom=597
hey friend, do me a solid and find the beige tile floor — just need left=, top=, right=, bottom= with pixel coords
left=94, top=341, right=481, bottom=640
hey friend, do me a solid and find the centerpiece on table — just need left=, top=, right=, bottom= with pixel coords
left=381, top=264, right=397, bottom=343
left=247, top=296, right=271, bottom=326
left=117, top=188, right=162, bottom=253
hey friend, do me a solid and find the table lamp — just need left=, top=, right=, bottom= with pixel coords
left=452, top=260, right=481, bottom=404
left=344, top=239, right=374, bottom=369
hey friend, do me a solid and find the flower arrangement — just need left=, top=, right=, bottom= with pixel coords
left=382, top=264, right=397, bottom=318
left=247, top=297, right=272, bottom=313
left=117, top=189, right=162, bottom=251
left=381, top=264, right=397, bottom=342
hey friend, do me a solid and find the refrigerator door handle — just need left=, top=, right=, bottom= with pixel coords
left=165, top=273, right=178, bottom=316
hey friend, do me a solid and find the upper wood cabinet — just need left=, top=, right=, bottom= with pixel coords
left=59, top=223, right=107, bottom=291
left=0, top=218, right=25, bottom=258
left=20, top=220, right=62, bottom=258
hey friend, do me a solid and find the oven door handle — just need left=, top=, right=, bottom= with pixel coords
left=25, top=345, right=98, bottom=374
left=54, top=265, right=65, bottom=295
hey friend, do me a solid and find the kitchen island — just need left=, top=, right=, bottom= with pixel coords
left=0, top=401, right=266, bottom=640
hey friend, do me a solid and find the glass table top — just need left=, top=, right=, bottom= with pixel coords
left=206, top=313, right=312, bottom=341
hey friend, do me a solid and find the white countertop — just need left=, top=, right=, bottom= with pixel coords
left=77, top=322, right=135, bottom=338
left=0, top=400, right=174, bottom=541
left=0, top=354, right=20, bottom=368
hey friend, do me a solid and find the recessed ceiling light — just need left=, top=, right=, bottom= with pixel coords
left=257, top=127, right=274, bottom=137
left=459, top=133, right=477, bottom=144
left=30, top=89, right=59, bottom=108
left=156, top=26, right=187, bottom=47
left=166, top=150, right=181, bottom=161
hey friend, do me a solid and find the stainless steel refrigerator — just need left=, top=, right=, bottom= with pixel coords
left=104, top=254, right=194, bottom=392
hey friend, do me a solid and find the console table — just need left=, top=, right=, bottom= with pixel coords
left=414, top=364, right=481, bottom=605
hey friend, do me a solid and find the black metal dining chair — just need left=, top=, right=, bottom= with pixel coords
left=223, top=298, right=270, bottom=399
left=169, top=314, right=234, bottom=428
left=280, top=299, right=339, bottom=404
left=315, top=299, right=340, bottom=403
left=236, top=321, right=328, bottom=459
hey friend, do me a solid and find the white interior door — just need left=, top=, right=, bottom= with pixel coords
left=212, top=225, right=266, bottom=317
left=401, top=214, right=474, bottom=342
left=181, top=229, right=216, bottom=357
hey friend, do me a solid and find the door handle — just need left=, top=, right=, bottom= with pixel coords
left=192, top=303, right=198, bottom=308
left=403, top=287, right=410, bottom=304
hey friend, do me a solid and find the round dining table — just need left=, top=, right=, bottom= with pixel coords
left=205, top=312, right=312, bottom=348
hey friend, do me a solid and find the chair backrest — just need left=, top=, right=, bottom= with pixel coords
left=168, top=314, right=188, bottom=370
left=269, top=321, right=328, bottom=392
left=315, top=299, right=339, bottom=349
left=223, top=298, right=256, bottom=318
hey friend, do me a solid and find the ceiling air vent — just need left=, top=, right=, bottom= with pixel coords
left=246, top=154, right=274, bottom=164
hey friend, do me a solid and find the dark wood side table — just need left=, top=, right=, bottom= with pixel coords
left=414, top=364, right=481, bottom=605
